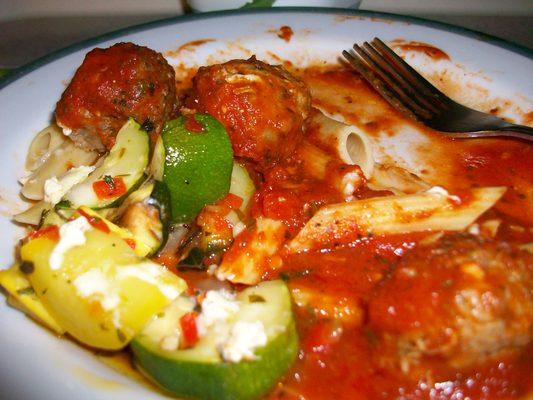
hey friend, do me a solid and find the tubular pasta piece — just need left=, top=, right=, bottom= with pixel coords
left=296, top=140, right=331, bottom=180
left=25, top=125, right=66, bottom=172
left=308, top=108, right=374, bottom=178
left=288, top=187, right=506, bottom=253
left=368, top=163, right=431, bottom=194
left=20, top=140, right=98, bottom=201
left=216, top=217, right=287, bottom=285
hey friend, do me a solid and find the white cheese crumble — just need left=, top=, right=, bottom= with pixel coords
left=43, top=165, right=95, bottom=205
left=62, top=128, right=72, bottom=136
left=426, top=186, right=461, bottom=203
left=197, top=290, right=240, bottom=335
left=341, top=171, right=362, bottom=201
left=72, top=269, right=120, bottom=310
left=467, top=223, right=480, bottom=235
left=232, top=222, right=246, bottom=238
left=160, top=333, right=181, bottom=351
left=220, top=321, right=267, bottom=362
left=49, top=216, right=92, bottom=270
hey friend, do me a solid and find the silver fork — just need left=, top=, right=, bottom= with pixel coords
left=342, top=38, right=533, bottom=141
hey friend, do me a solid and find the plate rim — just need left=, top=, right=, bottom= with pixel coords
left=0, top=6, right=531, bottom=91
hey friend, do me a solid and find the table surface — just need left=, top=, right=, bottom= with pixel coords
left=0, top=1, right=531, bottom=68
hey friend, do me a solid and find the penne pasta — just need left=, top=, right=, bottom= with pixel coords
left=296, top=139, right=331, bottom=180
left=20, top=140, right=98, bottom=201
left=25, top=125, right=66, bottom=172
left=368, top=163, right=431, bottom=194
left=308, top=108, right=374, bottom=178
left=288, top=186, right=506, bottom=253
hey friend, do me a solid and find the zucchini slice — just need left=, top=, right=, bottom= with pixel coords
left=20, top=223, right=186, bottom=350
left=131, top=280, right=298, bottom=400
left=62, top=119, right=149, bottom=210
left=161, top=113, right=233, bottom=223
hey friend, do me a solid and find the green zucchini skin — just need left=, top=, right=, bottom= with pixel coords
left=131, top=319, right=297, bottom=400
left=162, top=113, right=233, bottom=223
left=131, top=281, right=298, bottom=400
left=62, top=118, right=150, bottom=210
left=147, top=180, right=172, bottom=254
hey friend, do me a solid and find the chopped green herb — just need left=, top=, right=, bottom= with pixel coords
left=103, top=175, right=116, bottom=189
left=16, top=287, right=35, bottom=296
left=55, top=200, right=72, bottom=210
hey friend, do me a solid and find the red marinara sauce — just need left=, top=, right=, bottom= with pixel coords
left=172, top=64, right=533, bottom=399
left=260, top=68, right=531, bottom=399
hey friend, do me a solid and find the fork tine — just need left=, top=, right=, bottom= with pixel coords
left=342, top=50, right=428, bottom=120
left=361, top=42, right=441, bottom=114
left=371, top=38, right=448, bottom=105
left=351, top=44, right=434, bottom=120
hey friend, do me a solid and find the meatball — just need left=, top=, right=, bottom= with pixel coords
left=56, top=42, right=177, bottom=151
left=186, top=57, right=311, bottom=166
left=368, top=234, right=532, bottom=370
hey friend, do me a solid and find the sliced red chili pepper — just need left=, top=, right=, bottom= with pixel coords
left=180, top=312, right=199, bottom=348
left=77, top=209, right=110, bottom=233
left=123, top=238, right=136, bottom=250
left=92, top=176, right=127, bottom=200
left=26, top=225, right=60, bottom=241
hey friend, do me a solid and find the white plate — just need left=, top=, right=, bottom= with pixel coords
left=0, top=8, right=531, bottom=400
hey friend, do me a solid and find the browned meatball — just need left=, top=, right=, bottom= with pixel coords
left=55, top=42, right=176, bottom=151
left=368, top=234, right=532, bottom=370
left=186, top=57, right=311, bottom=167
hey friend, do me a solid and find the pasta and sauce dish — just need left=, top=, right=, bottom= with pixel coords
left=1, top=40, right=531, bottom=400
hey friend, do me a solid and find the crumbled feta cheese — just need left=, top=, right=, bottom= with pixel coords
left=62, top=128, right=72, bottom=136
left=467, top=223, right=480, bottom=235
left=220, top=321, right=267, bottom=362
left=341, top=171, right=362, bottom=201
left=426, top=186, right=461, bottom=203
left=197, top=290, right=239, bottom=335
left=116, top=262, right=181, bottom=300
left=207, top=264, right=218, bottom=276
left=160, top=334, right=181, bottom=351
left=49, top=216, right=92, bottom=270
left=72, top=268, right=120, bottom=310
left=232, top=222, right=246, bottom=238
left=43, top=165, right=95, bottom=205
left=215, top=269, right=235, bottom=282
